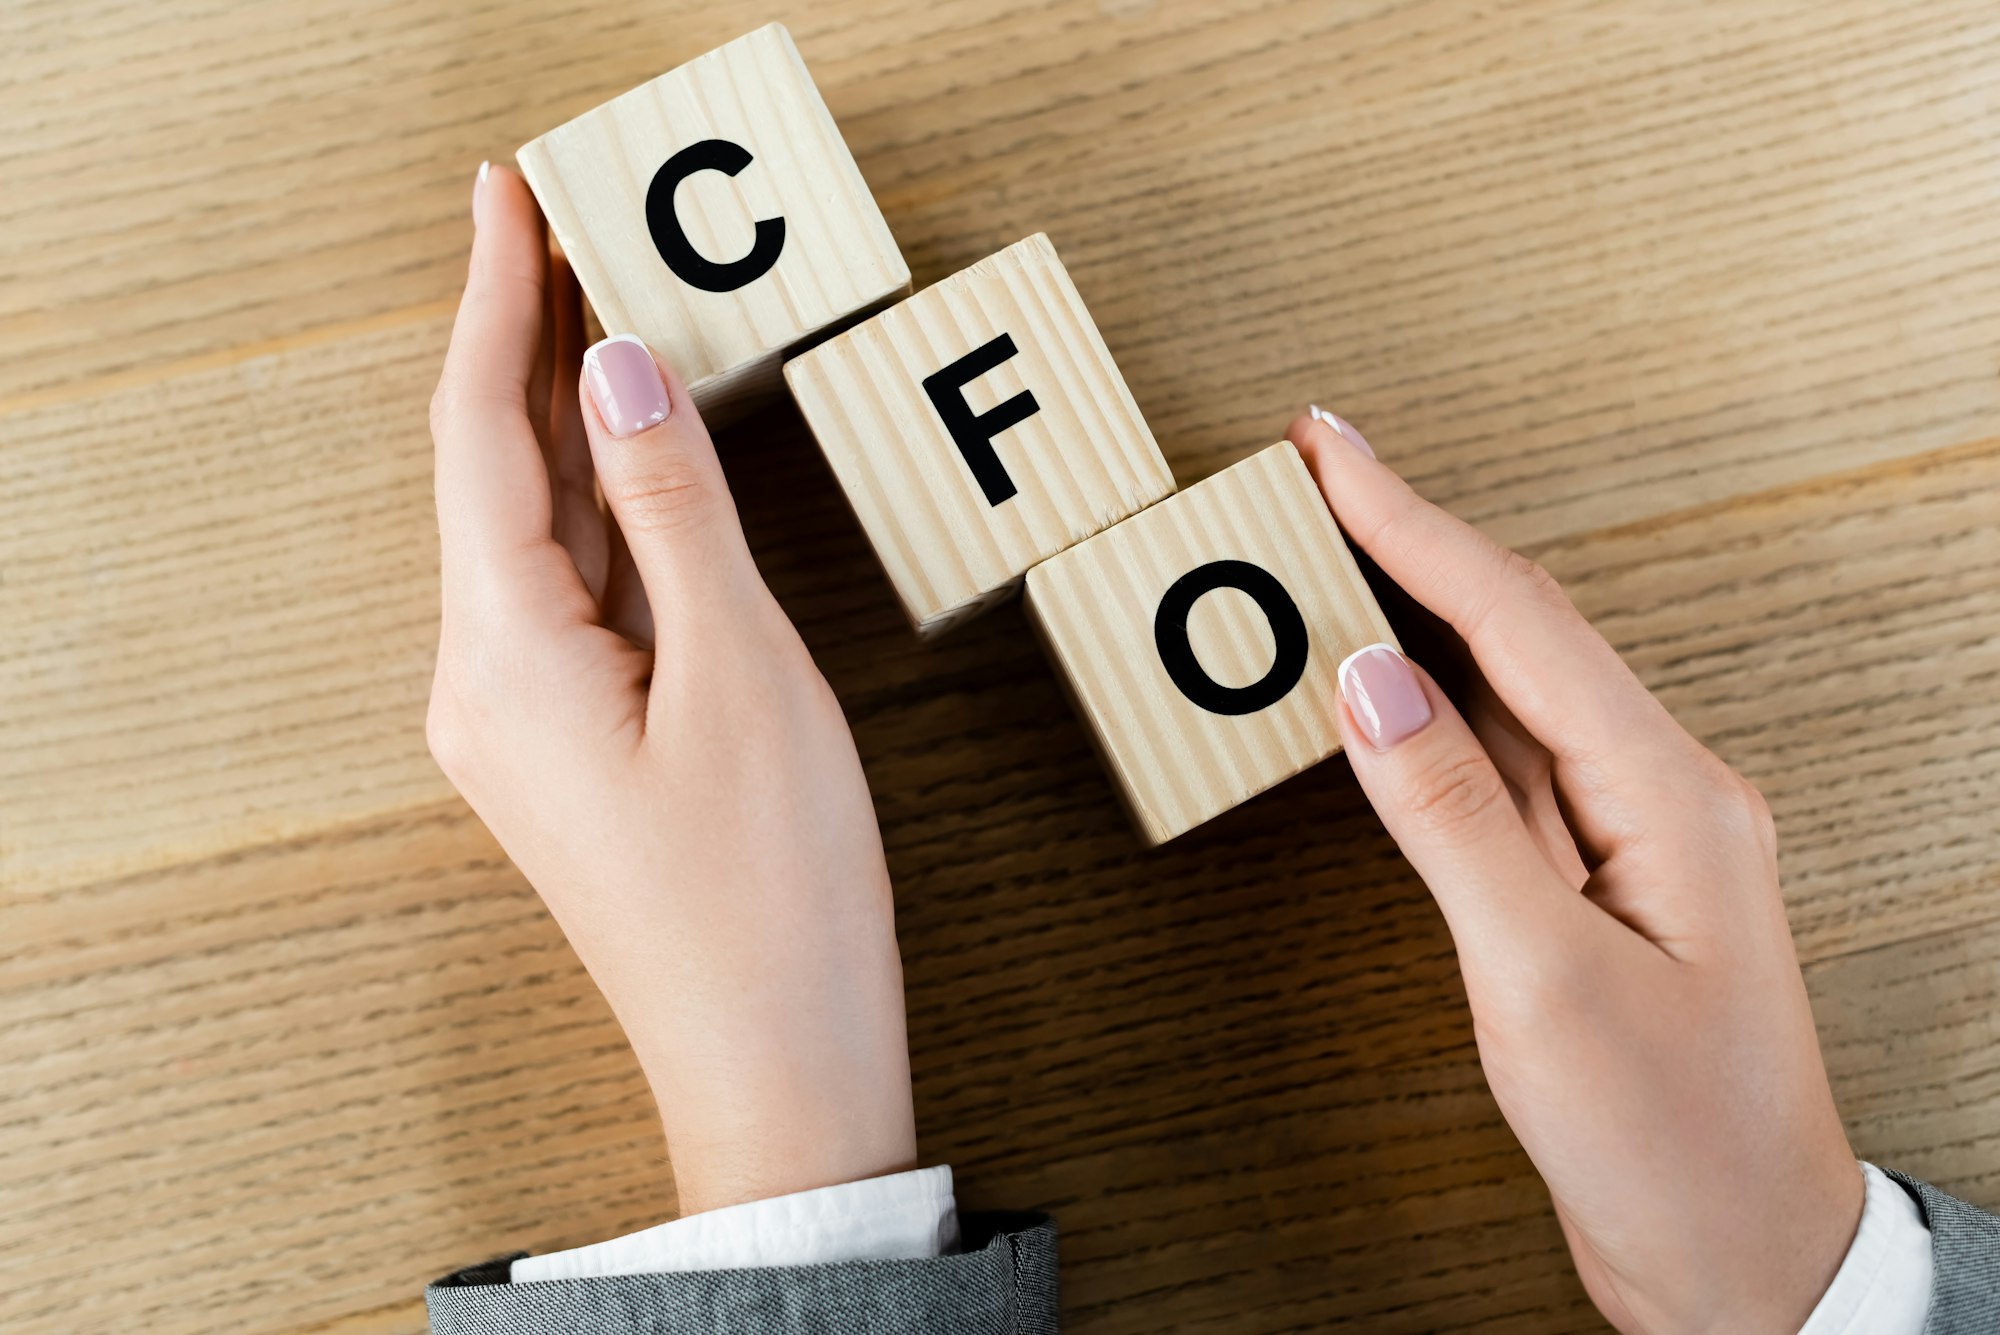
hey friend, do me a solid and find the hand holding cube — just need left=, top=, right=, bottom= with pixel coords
left=517, top=25, right=1397, bottom=841
left=518, top=24, right=909, bottom=422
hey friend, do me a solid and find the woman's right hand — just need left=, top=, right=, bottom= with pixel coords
left=1289, top=409, right=1864, bottom=1335
left=426, top=165, right=916, bottom=1216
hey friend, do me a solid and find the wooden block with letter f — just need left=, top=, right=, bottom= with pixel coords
left=516, top=23, right=909, bottom=421
left=784, top=233, right=1176, bottom=635
left=1025, top=442, right=1398, bottom=844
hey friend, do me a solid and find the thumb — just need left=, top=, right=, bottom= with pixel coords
left=1336, top=642, right=1585, bottom=972
left=579, top=335, right=761, bottom=622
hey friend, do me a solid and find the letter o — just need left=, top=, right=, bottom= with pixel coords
left=1153, top=560, right=1309, bottom=716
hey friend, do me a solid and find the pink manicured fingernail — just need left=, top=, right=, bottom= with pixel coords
left=1309, top=404, right=1376, bottom=459
left=472, top=161, right=490, bottom=225
left=1339, top=643, right=1431, bottom=748
left=584, top=335, right=672, bottom=437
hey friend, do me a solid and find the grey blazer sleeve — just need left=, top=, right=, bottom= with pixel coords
left=425, top=1210, right=1057, bottom=1334
left=1883, top=1170, right=2000, bottom=1335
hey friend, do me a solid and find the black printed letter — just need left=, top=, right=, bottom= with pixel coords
left=922, top=333, right=1040, bottom=506
left=1153, top=560, right=1309, bottom=716
left=645, top=139, right=785, bottom=293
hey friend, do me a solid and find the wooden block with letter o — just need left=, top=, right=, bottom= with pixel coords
left=1025, top=442, right=1398, bottom=844
left=516, top=23, right=909, bottom=420
left=784, top=233, right=1175, bottom=636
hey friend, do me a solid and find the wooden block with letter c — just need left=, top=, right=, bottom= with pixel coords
left=515, top=23, right=910, bottom=421
left=783, top=233, right=1176, bottom=636
left=1025, top=442, right=1398, bottom=844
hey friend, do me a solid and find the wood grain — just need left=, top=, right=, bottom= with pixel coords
left=4, top=2, right=1998, bottom=1332
left=786, top=232, right=1176, bottom=634
left=1026, top=442, right=1394, bottom=844
left=0, top=317, right=453, bottom=895
left=517, top=22, right=909, bottom=418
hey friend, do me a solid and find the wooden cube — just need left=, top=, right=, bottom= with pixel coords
left=516, top=24, right=909, bottom=421
left=1025, top=442, right=1398, bottom=844
left=784, top=233, right=1175, bottom=635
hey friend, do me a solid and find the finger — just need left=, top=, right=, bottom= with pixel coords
left=548, top=250, right=588, bottom=470
left=1291, top=408, right=1702, bottom=848
left=525, top=226, right=556, bottom=457
left=1459, top=666, right=1592, bottom=888
left=577, top=335, right=762, bottom=629
left=601, top=517, right=656, bottom=649
left=544, top=249, right=609, bottom=598
left=1336, top=642, right=1590, bottom=965
left=432, top=163, right=582, bottom=616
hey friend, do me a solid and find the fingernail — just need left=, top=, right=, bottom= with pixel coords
left=584, top=335, right=672, bottom=437
left=1309, top=404, right=1376, bottom=460
left=1339, top=643, right=1431, bottom=748
left=472, top=160, right=490, bottom=226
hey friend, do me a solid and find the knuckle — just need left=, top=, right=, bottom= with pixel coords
left=1747, top=783, right=1776, bottom=834
left=427, top=642, right=523, bottom=759
left=428, top=382, right=458, bottom=438
left=1517, top=948, right=1599, bottom=1018
left=424, top=691, right=471, bottom=781
left=471, top=250, right=546, bottom=297
left=1501, top=549, right=1564, bottom=604
left=430, top=379, right=523, bottom=436
left=608, top=462, right=714, bottom=536
left=1363, top=491, right=1446, bottom=576
left=1403, top=750, right=1509, bottom=830
left=1676, top=744, right=1778, bottom=851
left=1471, top=937, right=1599, bottom=1035
left=1717, top=768, right=1777, bottom=848
left=1451, top=547, right=1570, bottom=647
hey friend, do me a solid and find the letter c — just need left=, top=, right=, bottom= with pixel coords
left=645, top=139, right=786, bottom=293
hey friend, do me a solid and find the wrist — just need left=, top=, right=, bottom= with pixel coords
left=1651, top=1157, right=1866, bottom=1335
left=637, top=1020, right=919, bottom=1215
left=664, top=1109, right=919, bottom=1216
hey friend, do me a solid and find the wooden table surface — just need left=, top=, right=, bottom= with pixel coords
left=5, top=2, right=1998, bottom=1330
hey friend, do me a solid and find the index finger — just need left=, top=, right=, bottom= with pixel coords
left=431, top=163, right=568, bottom=606
left=1287, top=408, right=1704, bottom=809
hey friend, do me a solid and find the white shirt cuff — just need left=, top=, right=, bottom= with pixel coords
left=1796, top=1161, right=1933, bottom=1335
left=509, top=1165, right=959, bottom=1283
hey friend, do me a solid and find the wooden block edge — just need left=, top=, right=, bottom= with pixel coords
left=1022, top=575, right=1178, bottom=846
